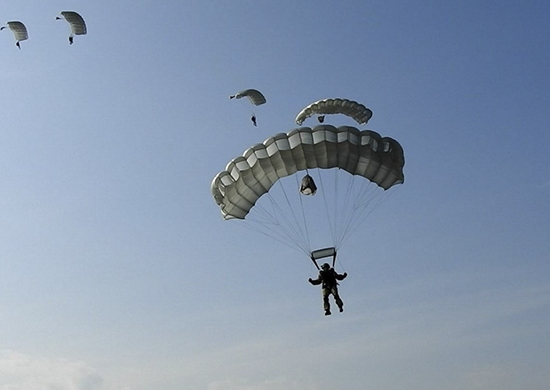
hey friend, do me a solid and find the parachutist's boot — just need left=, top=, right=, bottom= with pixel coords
left=339, top=305, right=344, bottom=313
left=325, top=310, right=331, bottom=316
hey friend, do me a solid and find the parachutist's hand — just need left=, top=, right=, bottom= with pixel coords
left=308, top=278, right=314, bottom=284
left=343, top=273, right=348, bottom=278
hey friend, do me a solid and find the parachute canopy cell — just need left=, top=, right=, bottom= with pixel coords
left=295, top=98, right=373, bottom=126
left=229, top=89, right=266, bottom=106
left=1, top=21, right=28, bottom=46
left=211, top=125, right=404, bottom=220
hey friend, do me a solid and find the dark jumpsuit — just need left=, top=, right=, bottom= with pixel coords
left=309, top=268, right=347, bottom=314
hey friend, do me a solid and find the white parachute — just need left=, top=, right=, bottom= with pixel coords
left=211, top=124, right=404, bottom=262
left=295, top=98, right=373, bottom=126
left=229, top=89, right=267, bottom=106
left=56, top=11, right=87, bottom=44
left=1, top=21, right=28, bottom=49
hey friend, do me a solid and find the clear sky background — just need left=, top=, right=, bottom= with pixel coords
left=1, top=1, right=549, bottom=389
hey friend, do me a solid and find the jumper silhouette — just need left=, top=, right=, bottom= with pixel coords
left=309, top=263, right=347, bottom=315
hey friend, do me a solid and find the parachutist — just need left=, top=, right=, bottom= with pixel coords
left=251, top=115, right=257, bottom=126
left=2, top=22, right=28, bottom=50
left=295, top=98, right=373, bottom=126
left=57, top=11, right=87, bottom=45
left=308, top=263, right=347, bottom=315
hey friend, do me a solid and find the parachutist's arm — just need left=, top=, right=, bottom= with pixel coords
left=308, top=276, right=322, bottom=285
left=335, top=272, right=347, bottom=281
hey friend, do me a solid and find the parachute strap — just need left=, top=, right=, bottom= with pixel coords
left=310, top=247, right=337, bottom=270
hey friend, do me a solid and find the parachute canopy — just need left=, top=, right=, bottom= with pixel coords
left=1, top=21, right=28, bottom=47
left=295, top=98, right=373, bottom=126
left=57, top=11, right=86, bottom=43
left=229, top=89, right=267, bottom=106
left=211, top=125, right=404, bottom=221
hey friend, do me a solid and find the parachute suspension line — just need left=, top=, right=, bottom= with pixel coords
left=315, top=169, right=337, bottom=249
left=319, top=169, right=356, bottom=250
left=275, top=176, right=310, bottom=252
left=236, top=217, right=300, bottom=253
left=332, top=168, right=348, bottom=249
left=265, top=184, right=311, bottom=255
left=333, top=169, right=351, bottom=248
left=337, top=178, right=374, bottom=247
left=340, top=181, right=369, bottom=247
left=336, top=253, right=347, bottom=273
left=239, top=219, right=309, bottom=256
left=334, top=172, right=362, bottom=247
left=242, top=186, right=310, bottom=256
left=337, top=182, right=394, bottom=250
left=332, top=168, right=340, bottom=247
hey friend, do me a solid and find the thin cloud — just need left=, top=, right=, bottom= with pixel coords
left=207, top=378, right=319, bottom=390
left=0, top=350, right=106, bottom=390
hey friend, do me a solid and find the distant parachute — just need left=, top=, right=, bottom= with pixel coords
left=229, top=89, right=267, bottom=106
left=295, top=98, right=373, bottom=126
left=1, top=21, right=28, bottom=49
left=56, top=11, right=87, bottom=44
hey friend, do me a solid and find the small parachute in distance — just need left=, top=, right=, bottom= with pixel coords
left=295, top=98, right=373, bottom=126
left=229, top=89, right=267, bottom=106
left=56, top=11, right=87, bottom=45
left=1, top=21, right=28, bottom=50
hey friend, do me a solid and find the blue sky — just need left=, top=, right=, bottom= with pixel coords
left=1, top=1, right=549, bottom=389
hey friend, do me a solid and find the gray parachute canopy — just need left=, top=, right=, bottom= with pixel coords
left=229, top=89, right=267, bottom=106
left=211, top=125, right=404, bottom=220
left=56, top=11, right=87, bottom=42
left=1, top=21, right=28, bottom=47
left=295, top=98, right=373, bottom=126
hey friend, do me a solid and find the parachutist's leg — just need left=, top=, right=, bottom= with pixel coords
left=322, top=288, right=331, bottom=315
left=333, top=287, right=344, bottom=312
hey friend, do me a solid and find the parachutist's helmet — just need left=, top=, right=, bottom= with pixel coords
left=321, top=263, right=330, bottom=270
